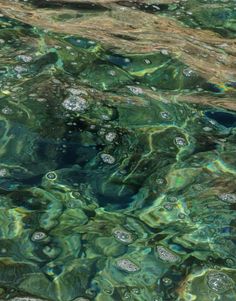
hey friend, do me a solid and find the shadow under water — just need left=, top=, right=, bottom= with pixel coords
left=0, top=0, right=236, bottom=300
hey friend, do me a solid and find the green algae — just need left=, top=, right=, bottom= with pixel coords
left=0, top=1, right=236, bottom=301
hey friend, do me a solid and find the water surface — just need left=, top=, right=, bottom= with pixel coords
left=0, top=0, right=236, bottom=300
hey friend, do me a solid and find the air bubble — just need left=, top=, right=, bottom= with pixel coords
left=175, top=137, right=187, bottom=147
left=112, top=228, right=134, bottom=244
left=0, top=168, right=7, bottom=177
left=46, top=171, right=57, bottom=180
left=183, top=68, right=195, bottom=77
left=160, top=49, right=169, bottom=55
left=127, top=86, right=143, bottom=95
left=17, top=55, right=32, bottom=63
left=156, top=246, right=180, bottom=263
left=160, top=111, right=171, bottom=119
left=62, top=95, right=88, bottom=112
left=218, top=193, right=236, bottom=204
left=116, top=259, right=140, bottom=272
left=31, top=231, right=47, bottom=242
left=2, top=107, right=13, bottom=115
left=144, top=59, right=151, bottom=64
left=105, top=132, right=117, bottom=142
left=100, top=153, right=115, bottom=164
left=206, top=271, right=234, bottom=294
left=162, top=277, right=172, bottom=286
left=14, top=65, right=27, bottom=73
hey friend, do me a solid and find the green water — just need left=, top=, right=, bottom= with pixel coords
left=0, top=0, right=236, bottom=300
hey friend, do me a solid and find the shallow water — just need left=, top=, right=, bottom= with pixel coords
left=0, top=0, right=236, bottom=300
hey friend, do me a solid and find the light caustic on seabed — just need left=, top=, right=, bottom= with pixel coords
left=0, top=0, right=236, bottom=300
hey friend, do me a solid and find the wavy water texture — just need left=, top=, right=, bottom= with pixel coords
left=0, top=0, right=236, bottom=301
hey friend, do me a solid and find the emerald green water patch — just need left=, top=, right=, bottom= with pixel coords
left=0, top=2, right=236, bottom=301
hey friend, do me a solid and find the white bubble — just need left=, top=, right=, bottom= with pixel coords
left=183, top=68, right=195, bottom=77
left=160, top=111, right=170, bottom=119
left=203, top=127, right=212, bottom=132
left=206, top=271, right=234, bottom=293
left=144, top=59, right=151, bottom=64
left=2, top=107, right=13, bottom=115
left=156, top=246, right=180, bottom=263
left=218, top=193, right=236, bottom=204
left=127, top=86, right=143, bottom=95
left=105, top=132, right=117, bottom=142
left=0, top=168, right=7, bottom=177
left=101, top=153, right=115, bottom=164
left=160, top=49, right=169, bottom=55
left=108, top=70, right=116, bottom=76
left=175, top=137, right=187, bottom=147
left=67, top=88, right=88, bottom=96
left=14, top=65, right=27, bottom=73
left=31, top=231, right=47, bottom=242
left=116, top=259, right=140, bottom=272
left=17, top=55, right=32, bottom=63
left=113, top=228, right=133, bottom=244
left=62, top=95, right=88, bottom=112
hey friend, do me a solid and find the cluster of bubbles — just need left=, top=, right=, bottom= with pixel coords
left=62, top=95, right=88, bottom=112
left=116, top=259, right=140, bottom=273
left=112, top=228, right=134, bottom=244
left=105, top=132, right=117, bottom=142
left=156, top=246, right=180, bottom=263
left=206, top=271, right=234, bottom=294
left=17, top=55, right=33, bottom=63
left=218, top=193, right=236, bottom=204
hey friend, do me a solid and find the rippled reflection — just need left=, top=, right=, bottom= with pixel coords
left=0, top=0, right=236, bottom=300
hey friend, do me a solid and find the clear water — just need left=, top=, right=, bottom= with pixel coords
left=0, top=0, right=236, bottom=300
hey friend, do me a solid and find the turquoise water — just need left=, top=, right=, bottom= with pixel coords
left=0, top=0, right=236, bottom=300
